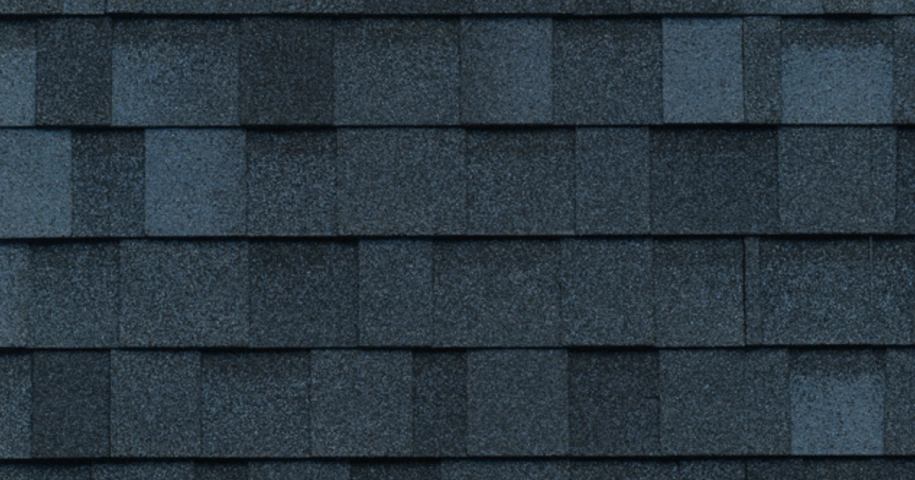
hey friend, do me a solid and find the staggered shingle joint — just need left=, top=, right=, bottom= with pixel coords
left=3, top=0, right=915, bottom=478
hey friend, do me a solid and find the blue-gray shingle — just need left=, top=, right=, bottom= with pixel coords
left=249, top=241, right=357, bottom=347
left=895, top=18, right=915, bottom=123
left=781, top=19, right=892, bottom=124
left=311, top=349, right=413, bottom=457
left=553, top=19, right=662, bottom=124
left=63, top=0, right=104, bottom=13
left=632, top=0, right=738, bottom=12
left=748, top=459, right=915, bottom=480
left=29, top=242, right=118, bottom=348
left=467, top=349, right=568, bottom=456
left=0, top=354, right=29, bottom=458
left=557, top=0, right=630, bottom=13
left=145, top=128, right=245, bottom=236
left=111, top=350, right=201, bottom=457
left=247, top=461, right=351, bottom=480
left=141, top=0, right=270, bottom=12
left=443, top=461, right=569, bottom=480
left=335, top=18, right=459, bottom=125
left=201, top=352, right=310, bottom=457
left=338, top=128, right=465, bottom=235
left=363, top=0, right=469, bottom=12
left=886, top=349, right=915, bottom=454
left=246, top=130, right=336, bottom=236
left=663, top=18, right=743, bottom=123
left=434, top=240, right=561, bottom=347
left=271, top=0, right=362, bottom=12
left=0, top=245, right=28, bottom=347
left=0, top=465, right=91, bottom=480
left=240, top=18, right=333, bottom=125
left=779, top=127, right=895, bottom=233
left=94, top=462, right=194, bottom=480
left=572, top=460, right=748, bottom=480
left=112, top=19, right=238, bottom=126
left=106, top=0, right=141, bottom=12
left=661, top=349, right=790, bottom=455
left=743, top=16, right=781, bottom=123
left=0, top=0, right=60, bottom=13
left=0, top=21, right=35, bottom=126
left=0, top=129, right=71, bottom=238
left=195, top=462, right=247, bottom=480
left=120, top=240, right=248, bottom=347
left=31, top=351, right=109, bottom=458
left=413, top=350, right=467, bottom=457
left=472, top=0, right=557, bottom=12
left=897, top=129, right=915, bottom=232
left=466, top=129, right=574, bottom=235
left=351, top=462, right=442, bottom=480
left=461, top=18, right=551, bottom=124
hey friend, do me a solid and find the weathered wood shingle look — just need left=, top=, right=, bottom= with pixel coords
left=3, top=0, right=915, bottom=477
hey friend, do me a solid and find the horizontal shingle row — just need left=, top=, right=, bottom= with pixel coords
left=4, top=237, right=915, bottom=348
left=5, top=127, right=915, bottom=238
left=2, top=348, right=915, bottom=458
left=5, top=17, right=915, bottom=126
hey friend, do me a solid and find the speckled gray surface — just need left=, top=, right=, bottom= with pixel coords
left=0, top=21, right=35, bottom=126
left=743, top=16, right=781, bottom=123
left=0, top=130, right=71, bottom=238
left=748, top=459, right=915, bottom=480
left=351, top=462, right=442, bottom=480
left=247, top=461, right=351, bottom=480
left=0, top=246, right=28, bottom=347
left=93, top=462, right=194, bottom=480
left=572, top=460, right=747, bottom=480
left=886, top=349, right=915, bottom=454
left=895, top=18, right=915, bottom=123
left=897, top=129, right=915, bottom=231
left=0, top=354, right=30, bottom=458
left=0, top=465, right=92, bottom=480
left=142, top=0, right=270, bottom=13
left=195, top=462, right=247, bottom=480
left=413, top=351, right=467, bottom=457
left=443, top=460, right=569, bottom=480
left=363, top=0, right=469, bottom=13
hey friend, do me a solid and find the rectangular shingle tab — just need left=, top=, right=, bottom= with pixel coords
left=195, top=462, right=247, bottom=480
left=413, top=351, right=467, bottom=457
left=31, top=351, right=109, bottom=458
left=466, top=129, right=573, bottom=235
left=250, top=241, right=357, bottom=347
left=145, top=129, right=245, bottom=236
left=748, top=459, right=915, bottom=480
left=142, top=0, right=270, bottom=12
left=633, top=0, right=738, bottom=12
left=63, top=0, right=104, bottom=13
left=782, top=19, right=892, bottom=124
left=0, top=21, right=35, bottom=126
left=29, top=242, right=118, bottom=348
left=461, top=18, right=551, bottom=124
left=0, top=354, right=29, bottom=458
left=572, top=460, right=747, bottom=480
left=779, top=127, right=895, bottom=233
left=896, top=129, right=915, bottom=232
left=663, top=18, right=743, bottom=123
left=94, top=462, right=194, bottom=480
left=36, top=18, right=110, bottom=126
left=652, top=239, right=744, bottom=347
left=651, top=128, right=778, bottom=234
left=444, top=461, right=569, bottom=480
left=0, top=245, right=28, bottom=347
left=335, top=18, right=459, bottom=125
left=553, top=19, right=662, bottom=124
left=434, top=240, right=561, bottom=347
left=0, top=465, right=91, bottom=480
left=895, top=18, right=915, bottom=123
left=661, top=349, right=789, bottom=455
left=311, top=350, right=413, bottom=457
left=743, top=17, right=781, bottom=123
left=0, top=130, right=71, bottom=238
left=886, top=349, right=915, bottom=454
left=120, top=240, right=248, bottom=347
left=112, top=19, right=238, bottom=126
left=352, top=462, right=441, bottom=480
left=111, top=351, right=201, bottom=457
left=363, top=0, right=469, bottom=13
left=0, top=0, right=60, bottom=13
left=247, top=461, right=351, bottom=480
left=240, top=18, right=333, bottom=125
left=467, top=349, right=568, bottom=456
left=569, top=351, right=659, bottom=455
left=339, top=129, right=465, bottom=235
left=472, top=0, right=557, bottom=12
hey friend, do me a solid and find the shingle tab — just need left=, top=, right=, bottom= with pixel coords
left=112, top=19, right=238, bottom=126
left=0, top=21, right=35, bottom=126
left=94, top=462, right=194, bottom=480
left=201, top=352, right=310, bottom=457
left=553, top=19, right=662, bottom=125
left=791, top=350, right=885, bottom=455
left=0, top=0, right=60, bottom=13
left=467, top=349, right=568, bottom=456
left=247, top=461, right=351, bottom=480
left=873, top=240, right=915, bottom=345
left=663, top=18, right=743, bottom=123
left=352, top=462, right=442, bottom=480
left=62, top=0, right=104, bottom=13
left=651, top=128, right=778, bottom=234
left=466, top=129, right=573, bottom=235
left=896, top=129, right=915, bottom=232
left=569, top=351, right=659, bottom=455
left=472, top=0, right=557, bottom=12
left=413, top=351, right=467, bottom=457
left=558, top=0, right=629, bottom=13
left=0, top=465, right=91, bottom=480
left=335, top=18, right=459, bottom=125
left=249, top=241, right=357, bottom=347
left=652, top=239, right=744, bottom=347
left=743, top=18, right=781, bottom=123
left=895, top=18, right=915, bottom=123
left=311, top=350, right=413, bottom=457
left=633, top=0, right=738, bottom=12
left=111, top=350, right=201, bottom=457
left=271, top=0, right=362, bottom=12
left=0, top=354, right=29, bottom=458
left=29, top=242, right=118, bottom=348
left=561, top=239, right=652, bottom=346
left=443, top=461, right=569, bottom=480
left=31, top=351, right=108, bottom=458
left=779, top=127, right=895, bottom=233
left=661, top=349, right=790, bottom=455
left=0, top=130, right=71, bottom=238
left=240, top=18, right=333, bottom=125
left=748, top=459, right=915, bottom=480
left=434, top=240, right=561, bottom=347
left=141, top=0, right=270, bottom=12
left=782, top=19, right=892, bottom=124
left=339, top=129, right=465, bottom=235
left=572, top=460, right=747, bottom=480
left=120, top=240, right=248, bottom=347
left=0, top=245, right=28, bottom=347
left=36, top=18, right=110, bottom=126
left=363, top=0, right=469, bottom=13
left=360, top=240, right=433, bottom=347
left=575, top=128, right=650, bottom=234
left=145, top=129, right=245, bottom=236
left=886, top=349, right=915, bottom=454
left=195, top=462, right=247, bottom=480
left=461, top=18, right=551, bottom=124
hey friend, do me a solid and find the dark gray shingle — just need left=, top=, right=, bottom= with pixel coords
left=743, top=16, right=781, bottom=123
left=271, top=0, right=362, bottom=12
left=0, top=21, right=35, bottom=126
left=335, top=18, right=459, bottom=125
left=240, top=18, right=333, bottom=125
left=311, top=350, right=413, bottom=457
left=896, top=129, right=915, bottom=232
left=195, top=462, right=247, bottom=480
left=363, top=0, right=469, bottom=12
left=31, top=351, right=109, bottom=458
left=0, top=246, right=28, bottom=347
left=202, top=352, right=310, bottom=457
left=632, top=0, right=738, bottom=12
left=94, top=462, right=194, bottom=480
left=120, top=240, right=248, bottom=347
left=111, top=350, right=201, bottom=457
left=461, top=18, right=551, bottom=124
left=0, top=130, right=71, bottom=238
left=247, top=461, right=352, bottom=480
left=887, top=349, right=915, bottom=454
left=0, top=0, right=60, bottom=13
left=472, top=0, right=557, bottom=11
left=0, top=354, right=29, bottom=458
left=748, top=459, right=915, bottom=480
left=351, top=462, right=442, bottom=480
left=141, top=0, right=270, bottom=12
left=63, top=0, right=104, bottom=13
left=434, top=240, right=561, bottom=347
left=896, top=18, right=915, bottom=123
left=467, top=349, right=568, bottom=456
left=0, top=465, right=91, bottom=480
left=553, top=19, right=662, bottom=124
left=443, top=461, right=569, bottom=480
left=413, top=350, right=467, bottom=457
left=249, top=241, right=357, bottom=347
left=572, top=460, right=747, bottom=480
